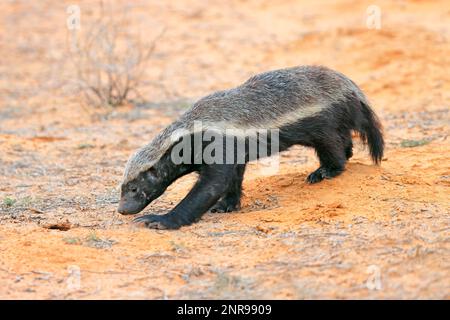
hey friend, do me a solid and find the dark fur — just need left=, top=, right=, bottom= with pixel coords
left=118, top=67, right=384, bottom=229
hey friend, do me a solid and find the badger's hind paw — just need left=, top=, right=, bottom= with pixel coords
left=133, top=214, right=181, bottom=230
left=306, top=167, right=343, bottom=184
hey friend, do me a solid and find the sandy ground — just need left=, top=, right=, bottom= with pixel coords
left=0, top=0, right=449, bottom=299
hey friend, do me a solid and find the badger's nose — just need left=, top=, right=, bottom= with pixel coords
left=118, top=200, right=139, bottom=215
left=117, top=201, right=127, bottom=214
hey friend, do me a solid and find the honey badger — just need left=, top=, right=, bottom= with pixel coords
left=118, top=65, right=384, bottom=229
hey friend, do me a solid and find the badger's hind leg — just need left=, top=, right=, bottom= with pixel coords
left=345, top=141, right=353, bottom=160
left=210, top=164, right=246, bottom=213
left=307, top=136, right=347, bottom=184
left=341, top=131, right=353, bottom=160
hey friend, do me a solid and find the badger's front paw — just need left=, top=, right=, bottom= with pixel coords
left=133, top=214, right=181, bottom=230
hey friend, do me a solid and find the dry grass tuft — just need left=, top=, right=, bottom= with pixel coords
left=69, top=4, right=165, bottom=108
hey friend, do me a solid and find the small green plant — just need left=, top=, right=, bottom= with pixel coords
left=213, top=272, right=242, bottom=291
left=62, top=237, right=82, bottom=245
left=84, top=232, right=116, bottom=249
left=170, top=240, right=187, bottom=253
left=208, top=270, right=255, bottom=299
left=85, top=231, right=101, bottom=243
left=77, top=143, right=95, bottom=150
left=400, top=139, right=430, bottom=148
left=3, top=197, right=16, bottom=207
left=20, top=196, right=33, bottom=208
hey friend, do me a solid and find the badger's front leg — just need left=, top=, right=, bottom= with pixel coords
left=134, top=164, right=235, bottom=229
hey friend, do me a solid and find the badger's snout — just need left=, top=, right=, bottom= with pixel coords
left=117, top=199, right=141, bottom=215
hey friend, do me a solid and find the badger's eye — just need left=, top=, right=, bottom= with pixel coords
left=130, top=187, right=138, bottom=193
left=147, top=167, right=157, bottom=177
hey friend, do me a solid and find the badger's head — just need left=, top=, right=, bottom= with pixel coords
left=117, top=141, right=173, bottom=215
left=118, top=166, right=169, bottom=215
left=118, top=124, right=193, bottom=215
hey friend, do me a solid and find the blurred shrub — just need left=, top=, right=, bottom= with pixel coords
left=69, top=7, right=164, bottom=107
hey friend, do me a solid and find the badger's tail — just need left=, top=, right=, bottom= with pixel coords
left=355, top=99, right=384, bottom=164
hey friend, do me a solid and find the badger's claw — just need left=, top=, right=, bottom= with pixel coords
left=133, top=214, right=181, bottom=230
left=306, top=168, right=326, bottom=184
left=209, top=199, right=240, bottom=213
left=306, top=166, right=343, bottom=184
